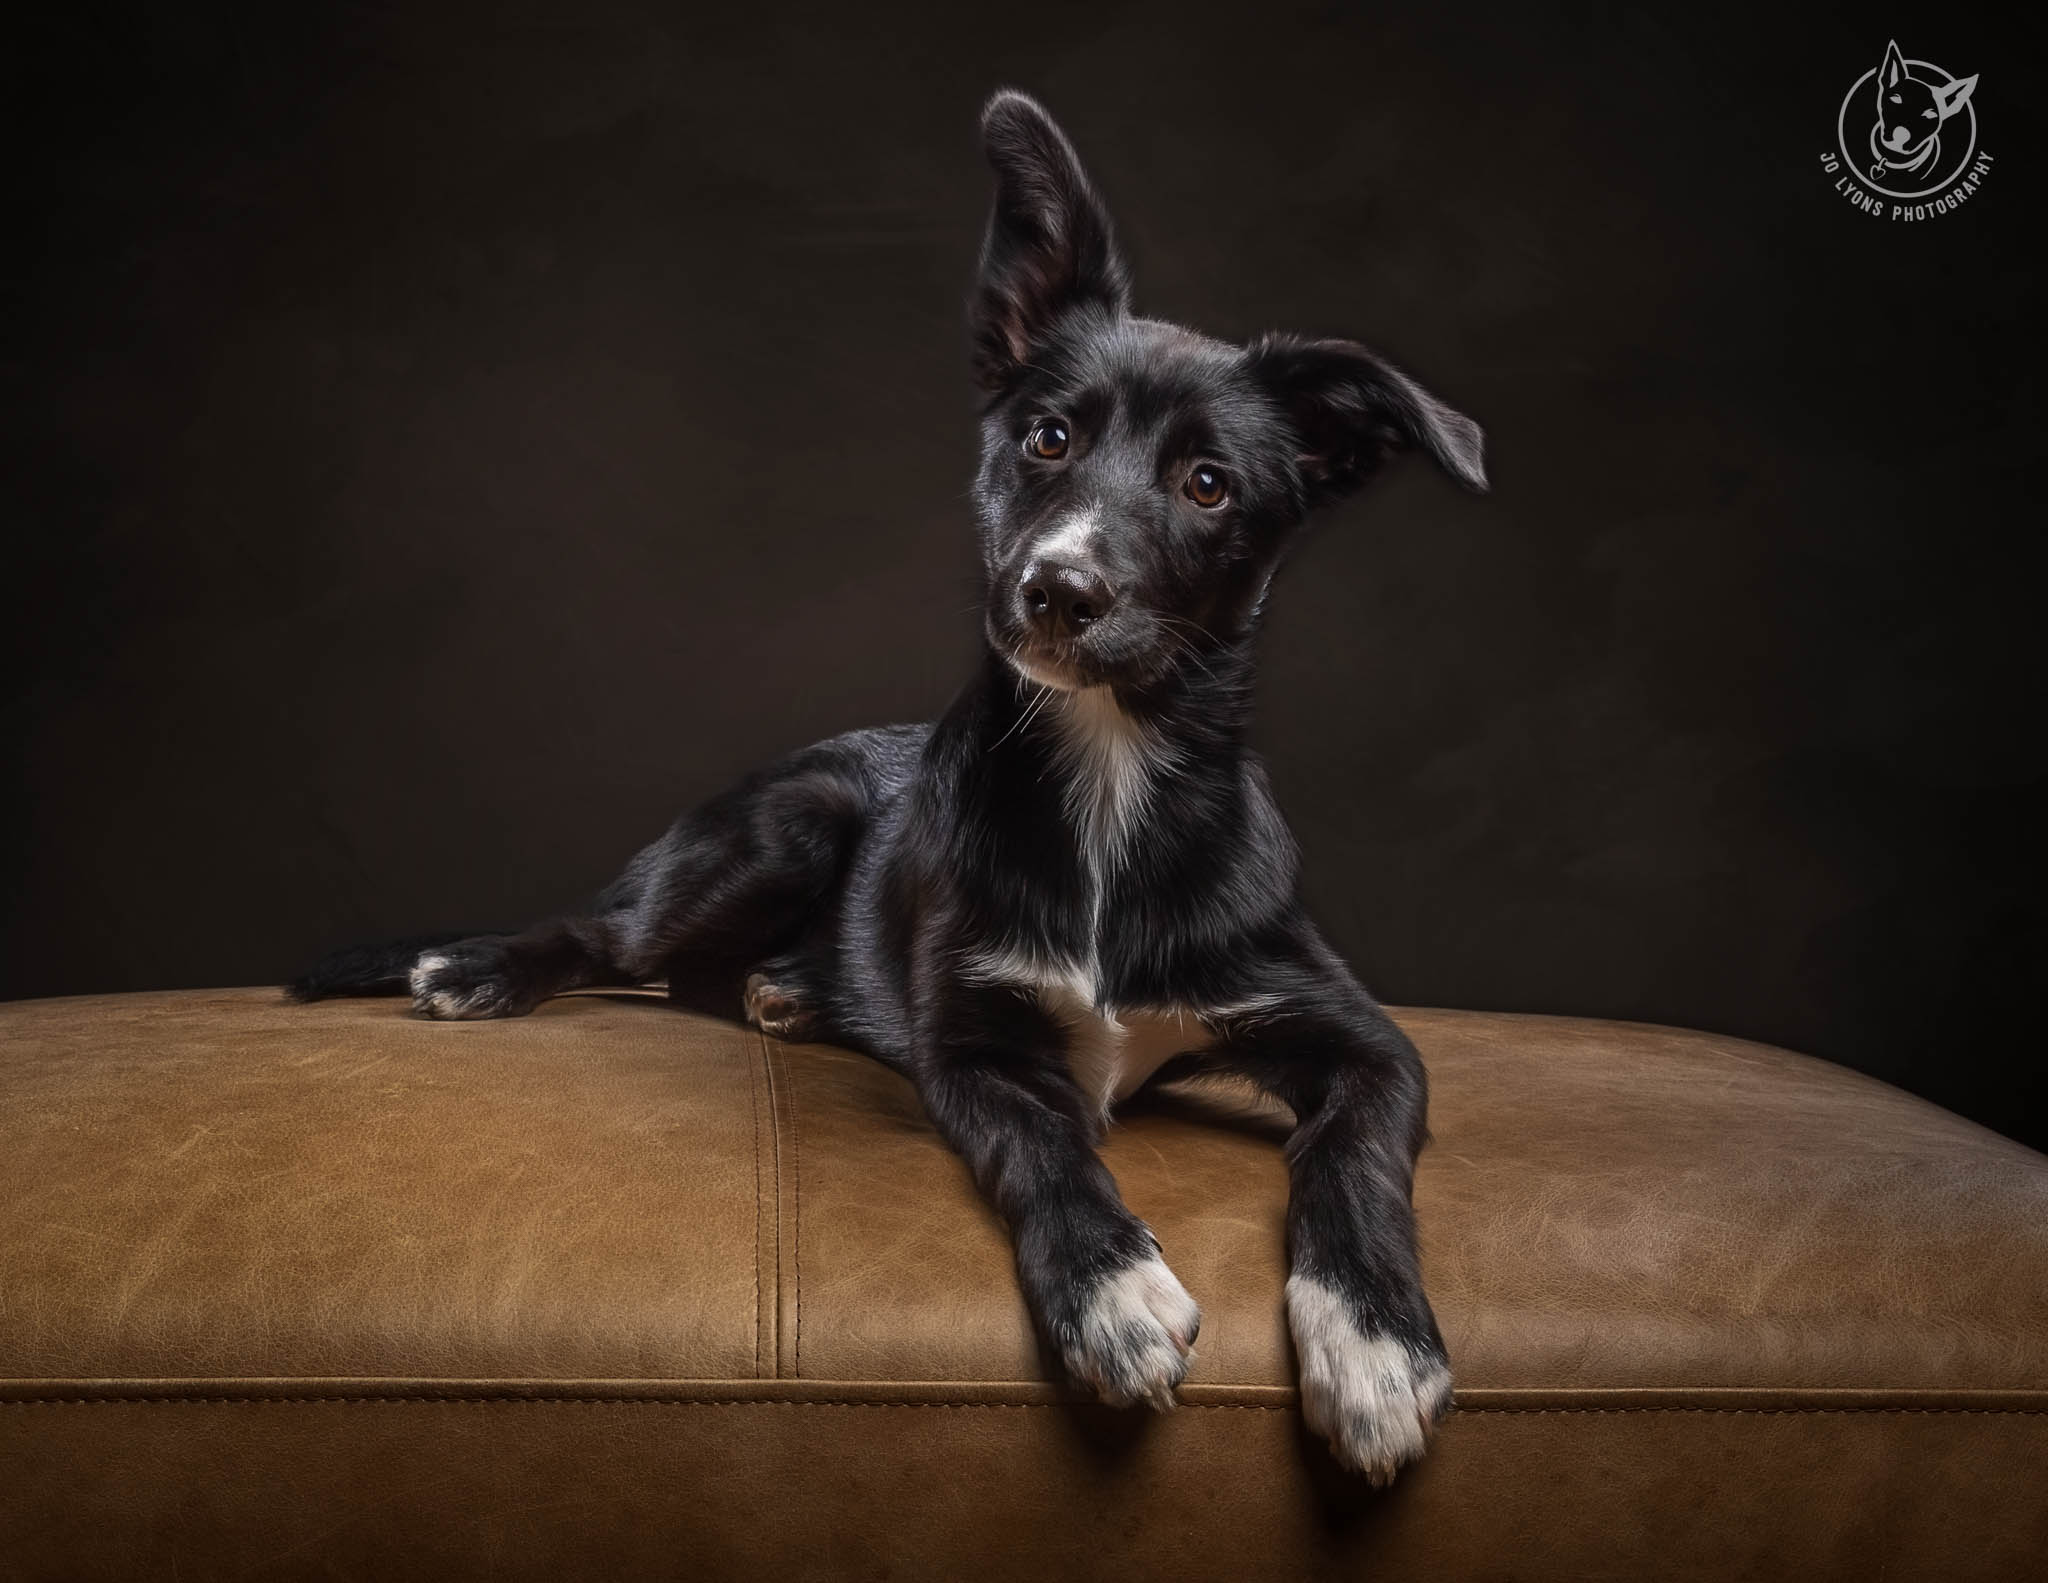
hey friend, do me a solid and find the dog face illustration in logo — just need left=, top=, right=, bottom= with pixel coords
left=1871, top=40, right=1977, bottom=176
left=1824, top=39, right=1991, bottom=214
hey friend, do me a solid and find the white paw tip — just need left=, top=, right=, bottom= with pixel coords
left=1287, top=1273, right=1451, bottom=1484
left=408, top=952, right=501, bottom=1020
left=1069, top=1253, right=1202, bottom=1410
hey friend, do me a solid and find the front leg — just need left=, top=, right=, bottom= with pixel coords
left=1218, top=956, right=1451, bottom=1483
left=914, top=982, right=1201, bottom=1407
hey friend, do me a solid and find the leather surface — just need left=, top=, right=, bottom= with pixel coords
left=3, top=988, right=2045, bottom=1579
left=5, top=1396, right=2043, bottom=1582
left=0, top=990, right=763, bottom=1382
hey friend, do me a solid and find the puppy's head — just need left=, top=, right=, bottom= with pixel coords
left=968, top=90, right=1486, bottom=695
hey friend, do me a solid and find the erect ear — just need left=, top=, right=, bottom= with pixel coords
left=1247, top=333, right=1488, bottom=502
left=971, top=90, right=1131, bottom=392
left=1881, top=40, right=1908, bottom=89
left=1934, top=73, right=1978, bottom=119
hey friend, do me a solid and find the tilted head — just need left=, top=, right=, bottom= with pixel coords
left=968, top=90, right=1486, bottom=696
left=1874, top=41, right=1977, bottom=161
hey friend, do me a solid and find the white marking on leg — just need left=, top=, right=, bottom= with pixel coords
left=1286, top=1273, right=1452, bottom=1485
left=409, top=952, right=507, bottom=1020
left=408, top=954, right=450, bottom=1013
left=960, top=944, right=1095, bottom=1006
left=1197, top=993, right=1287, bottom=1025
left=1069, top=1254, right=1202, bottom=1409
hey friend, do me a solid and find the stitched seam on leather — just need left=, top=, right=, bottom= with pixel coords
left=1, top=1399, right=2044, bottom=1414
left=746, top=1029, right=764, bottom=1380
left=757, top=1031, right=785, bottom=1379
left=788, top=1047, right=803, bottom=1381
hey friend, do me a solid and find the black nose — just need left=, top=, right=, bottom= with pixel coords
left=1019, top=561, right=1117, bottom=639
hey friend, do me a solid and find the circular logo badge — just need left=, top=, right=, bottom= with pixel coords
left=1820, top=41, right=1990, bottom=220
left=1836, top=43, right=1978, bottom=198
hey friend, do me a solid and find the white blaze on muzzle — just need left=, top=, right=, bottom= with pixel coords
left=1029, top=506, right=1100, bottom=565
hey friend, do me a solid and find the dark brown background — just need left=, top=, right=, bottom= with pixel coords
left=10, top=2, right=2043, bottom=1148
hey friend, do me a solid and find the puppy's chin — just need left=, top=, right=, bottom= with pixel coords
left=994, top=627, right=1185, bottom=697
left=988, top=619, right=1094, bottom=692
left=1005, top=647, right=1089, bottom=692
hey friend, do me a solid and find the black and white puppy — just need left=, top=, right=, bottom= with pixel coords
left=292, top=91, right=1487, bottom=1483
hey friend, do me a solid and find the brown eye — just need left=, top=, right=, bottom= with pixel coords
left=1186, top=464, right=1228, bottom=508
left=1027, top=420, right=1069, bottom=460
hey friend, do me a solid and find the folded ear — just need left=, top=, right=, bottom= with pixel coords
left=1247, top=333, right=1488, bottom=501
left=1934, top=73, right=1978, bottom=119
left=971, top=90, right=1132, bottom=392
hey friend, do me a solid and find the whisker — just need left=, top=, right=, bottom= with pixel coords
left=987, top=679, right=1055, bottom=753
left=1018, top=682, right=1058, bottom=734
left=1154, top=619, right=1223, bottom=685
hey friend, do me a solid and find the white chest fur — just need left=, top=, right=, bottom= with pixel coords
left=1049, top=685, right=1171, bottom=881
left=964, top=949, right=1281, bottom=1120
left=963, top=948, right=1206, bottom=1119
left=982, top=688, right=1193, bottom=1114
left=1038, top=976, right=1205, bottom=1118
left=969, top=684, right=1227, bottom=1116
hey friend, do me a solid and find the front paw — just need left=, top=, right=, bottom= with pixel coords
left=1051, top=1253, right=1202, bottom=1410
left=1287, top=1273, right=1452, bottom=1485
left=408, top=939, right=529, bottom=1020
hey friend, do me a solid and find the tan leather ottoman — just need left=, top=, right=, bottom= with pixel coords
left=1, top=988, right=2042, bottom=1580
